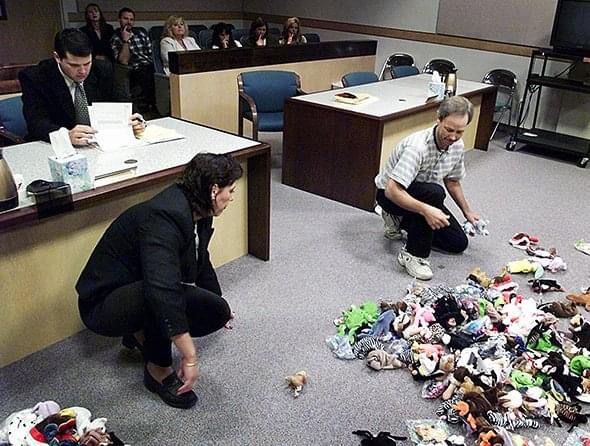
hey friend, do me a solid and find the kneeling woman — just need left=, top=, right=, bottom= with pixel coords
left=76, top=153, right=242, bottom=409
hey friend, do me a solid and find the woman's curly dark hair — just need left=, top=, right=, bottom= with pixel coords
left=177, top=153, right=243, bottom=217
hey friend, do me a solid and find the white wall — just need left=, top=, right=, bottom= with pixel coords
left=243, top=0, right=439, bottom=33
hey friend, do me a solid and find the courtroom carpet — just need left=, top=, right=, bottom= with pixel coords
left=1, top=132, right=589, bottom=445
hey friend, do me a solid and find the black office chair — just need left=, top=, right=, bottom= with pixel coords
left=379, top=53, right=415, bottom=80
left=482, top=69, right=518, bottom=140
left=423, top=58, right=456, bottom=77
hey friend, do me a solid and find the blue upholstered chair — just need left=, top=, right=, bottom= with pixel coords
left=199, top=29, right=214, bottom=49
left=0, top=96, right=26, bottom=145
left=237, top=70, right=303, bottom=140
left=379, top=53, right=415, bottom=80
left=341, top=71, right=379, bottom=87
left=482, top=69, right=518, bottom=140
left=148, top=26, right=164, bottom=42
left=390, top=65, right=420, bottom=79
left=188, top=24, right=207, bottom=38
left=151, top=40, right=170, bottom=116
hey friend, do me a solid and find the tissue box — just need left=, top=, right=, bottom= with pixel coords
left=48, top=154, right=94, bottom=193
left=428, top=81, right=445, bottom=100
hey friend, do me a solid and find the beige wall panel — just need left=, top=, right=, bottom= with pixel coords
left=0, top=167, right=248, bottom=367
left=0, top=1, right=61, bottom=65
left=172, top=55, right=376, bottom=133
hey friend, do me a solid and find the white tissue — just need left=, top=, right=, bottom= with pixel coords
left=49, top=127, right=76, bottom=159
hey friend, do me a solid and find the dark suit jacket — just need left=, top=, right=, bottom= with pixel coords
left=19, top=58, right=114, bottom=142
left=76, top=184, right=221, bottom=338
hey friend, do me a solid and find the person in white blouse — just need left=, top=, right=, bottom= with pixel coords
left=160, top=15, right=200, bottom=76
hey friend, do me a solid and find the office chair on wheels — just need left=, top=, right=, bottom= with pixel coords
left=482, top=69, right=518, bottom=140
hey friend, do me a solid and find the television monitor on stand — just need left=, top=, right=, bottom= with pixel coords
left=550, top=0, right=590, bottom=55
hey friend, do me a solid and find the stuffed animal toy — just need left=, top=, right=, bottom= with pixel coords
left=285, top=370, right=308, bottom=397
left=567, top=288, right=590, bottom=311
left=352, top=430, right=407, bottom=446
left=467, top=268, right=492, bottom=288
left=433, top=296, right=465, bottom=329
left=0, top=407, right=42, bottom=446
left=366, top=349, right=403, bottom=371
left=337, top=302, right=380, bottom=343
left=462, top=219, right=489, bottom=237
left=499, top=390, right=523, bottom=411
left=402, top=303, right=435, bottom=339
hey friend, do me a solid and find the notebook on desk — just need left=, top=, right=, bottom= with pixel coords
left=137, top=125, right=185, bottom=144
left=334, top=92, right=371, bottom=105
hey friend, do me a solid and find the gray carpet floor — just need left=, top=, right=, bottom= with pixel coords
left=1, top=132, right=589, bottom=445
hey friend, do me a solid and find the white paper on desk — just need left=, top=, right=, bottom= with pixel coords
left=49, top=127, right=76, bottom=158
left=94, top=151, right=138, bottom=179
left=89, top=102, right=137, bottom=151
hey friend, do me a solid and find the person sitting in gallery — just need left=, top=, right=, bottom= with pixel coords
left=160, top=15, right=200, bottom=76
left=79, top=3, right=114, bottom=61
left=111, top=7, right=156, bottom=115
left=211, top=22, right=242, bottom=49
left=241, top=17, right=278, bottom=48
left=279, top=17, right=307, bottom=46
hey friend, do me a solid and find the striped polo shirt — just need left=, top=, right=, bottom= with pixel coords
left=375, top=125, right=466, bottom=190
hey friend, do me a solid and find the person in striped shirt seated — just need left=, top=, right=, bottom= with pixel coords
left=374, top=96, right=481, bottom=281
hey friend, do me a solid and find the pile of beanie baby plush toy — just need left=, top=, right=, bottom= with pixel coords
left=328, top=234, right=590, bottom=446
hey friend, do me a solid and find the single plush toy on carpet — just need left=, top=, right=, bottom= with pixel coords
left=285, top=370, right=308, bottom=398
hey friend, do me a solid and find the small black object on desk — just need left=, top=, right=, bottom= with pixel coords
left=26, top=179, right=73, bottom=219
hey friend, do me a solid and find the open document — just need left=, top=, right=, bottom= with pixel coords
left=89, top=102, right=139, bottom=151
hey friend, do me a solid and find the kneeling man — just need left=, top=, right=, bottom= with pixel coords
left=374, top=96, right=481, bottom=280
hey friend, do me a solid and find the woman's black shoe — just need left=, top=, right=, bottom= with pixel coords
left=143, top=366, right=198, bottom=409
left=122, top=334, right=144, bottom=355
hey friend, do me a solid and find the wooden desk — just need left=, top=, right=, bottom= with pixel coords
left=282, top=74, right=496, bottom=211
left=0, top=118, right=270, bottom=367
left=169, top=40, right=377, bottom=133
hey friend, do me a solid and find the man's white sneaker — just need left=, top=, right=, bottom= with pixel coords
left=397, top=248, right=433, bottom=280
left=375, top=205, right=402, bottom=240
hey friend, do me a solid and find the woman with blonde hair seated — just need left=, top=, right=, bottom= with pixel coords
left=160, top=15, right=200, bottom=76
left=279, top=17, right=307, bottom=46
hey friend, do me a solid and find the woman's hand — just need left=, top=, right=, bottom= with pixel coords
left=224, top=311, right=235, bottom=329
left=177, top=357, right=200, bottom=394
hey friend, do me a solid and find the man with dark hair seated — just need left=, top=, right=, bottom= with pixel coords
left=19, top=28, right=114, bottom=145
left=111, top=7, right=156, bottom=115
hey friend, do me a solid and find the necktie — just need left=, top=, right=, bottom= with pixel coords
left=74, top=82, right=91, bottom=126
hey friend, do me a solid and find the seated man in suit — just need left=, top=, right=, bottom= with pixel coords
left=111, top=7, right=156, bottom=115
left=20, top=29, right=114, bottom=145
